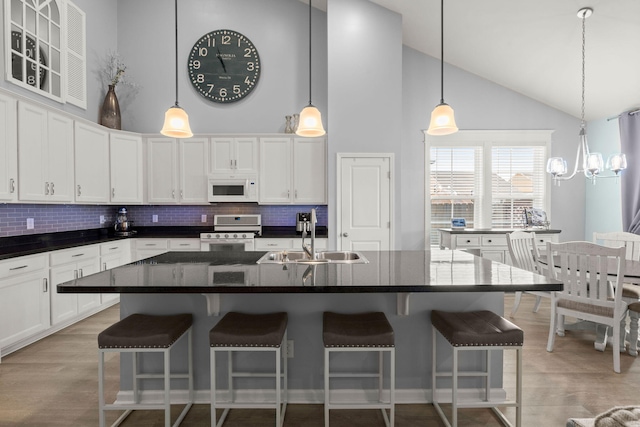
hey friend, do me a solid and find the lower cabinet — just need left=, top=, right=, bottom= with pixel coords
left=0, top=254, right=49, bottom=352
left=133, top=238, right=169, bottom=261
left=49, top=246, right=101, bottom=325
left=100, top=240, right=131, bottom=304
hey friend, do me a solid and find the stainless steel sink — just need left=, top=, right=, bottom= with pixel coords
left=257, top=250, right=368, bottom=264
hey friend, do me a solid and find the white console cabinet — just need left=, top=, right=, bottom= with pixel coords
left=439, top=229, right=561, bottom=264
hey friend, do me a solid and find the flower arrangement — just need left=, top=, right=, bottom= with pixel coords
left=101, top=51, right=134, bottom=88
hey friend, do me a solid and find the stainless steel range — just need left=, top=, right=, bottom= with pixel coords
left=200, top=214, right=262, bottom=251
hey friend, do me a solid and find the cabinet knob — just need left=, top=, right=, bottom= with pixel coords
left=343, top=232, right=349, bottom=237
left=44, top=182, right=49, bottom=195
left=77, top=185, right=81, bottom=196
left=9, top=178, right=15, bottom=193
left=50, top=182, right=55, bottom=195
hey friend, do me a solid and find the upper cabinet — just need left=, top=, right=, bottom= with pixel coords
left=209, top=137, right=258, bottom=174
left=147, top=137, right=209, bottom=204
left=110, top=132, right=143, bottom=204
left=17, top=101, right=74, bottom=202
left=74, top=122, right=110, bottom=203
left=259, top=136, right=326, bottom=205
left=0, top=93, right=17, bottom=201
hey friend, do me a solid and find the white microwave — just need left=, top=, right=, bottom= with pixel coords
left=208, top=174, right=258, bottom=202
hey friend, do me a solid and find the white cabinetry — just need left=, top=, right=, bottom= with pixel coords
left=169, top=239, right=201, bottom=251
left=209, top=137, right=258, bottom=174
left=100, top=240, right=131, bottom=304
left=147, top=137, right=208, bottom=204
left=0, top=254, right=49, bottom=351
left=74, top=122, right=110, bottom=203
left=17, top=102, right=74, bottom=202
left=133, top=239, right=169, bottom=261
left=0, top=93, right=17, bottom=201
left=110, top=132, right=143, bottom=204
left=259, top=136, right=326, bottom=204
left=439, top=229, right=560, bottom=264
left=49, top=246, right=100, bottom=325
left=255, top=238, right=328, bottom=251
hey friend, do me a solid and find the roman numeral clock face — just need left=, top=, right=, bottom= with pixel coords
left=188, top=30, right=261, bottom=103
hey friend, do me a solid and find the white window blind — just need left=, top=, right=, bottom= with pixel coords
left=491, top=146, right=547, bottom=228
left=429, top=146, right=483, bottom=245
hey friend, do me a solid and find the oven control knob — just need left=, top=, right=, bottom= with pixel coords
left=233, top=234, right=238, bottom=238
left=206, top=234, right=211, bottom=238
left=242, top=234, right=247, bottom=238
left=224, top=234, right=229, bottom=238
left=215, top=234, right=221, bottom=239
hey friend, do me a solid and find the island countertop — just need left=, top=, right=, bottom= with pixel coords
left=57, top=249, right=561, bottom=294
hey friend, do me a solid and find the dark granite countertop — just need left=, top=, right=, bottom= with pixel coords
left=0, top=226, right=329, bottom=261
left=57, top=250, right=562, bottom=294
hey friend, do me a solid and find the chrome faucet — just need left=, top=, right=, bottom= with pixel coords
left=302, top=208, right=317, bottom=260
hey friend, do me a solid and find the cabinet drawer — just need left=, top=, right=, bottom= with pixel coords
left=455, top=236, right=481, bottom=247
left=481, top=236, right=507, bottom=247
left=135, top=239, right=169, bottom=250
left=169, top=239, right=200, bottom=251
left=100, top=240, right=130, bottom=256
left=533, top=234, right=554, bottom=246
left=50, top=245, right=100, bottom=266
left=255, top=238, right=294, bottom=250
left=0, top=254, right=47, bottom=279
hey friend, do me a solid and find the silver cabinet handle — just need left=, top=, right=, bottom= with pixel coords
left=79, top=268, right=83, bottom=277
left=112, top=188, right=115, bottom=197
left=50, top=182, right=55, bottom=195
left=74, top=270, right=78, bottom=279
left=342, top=232, right=349, bottom=237
left=172, top=190, right=175, bottom=199
left=43, top=278, right=48, bottom=293
left=180, top=190, right=183, bottom=199
left=103, top=262, right=107, bottom=271
left=230, top=159, right=233, bottom=168
left=72, top=253, right=85, bottom=257
left=295, top=189, right=298, bottom=199
left=287, top=190, right=290, bottom=198
left=77, top=185, right=81, bottom=196
left=234, top=159, right=237, bottom=168
left=9, top=265, right=28, bottom=271
left=10, top=178, right=15, bottom=193
left=45, top=182, right=49, bottom=195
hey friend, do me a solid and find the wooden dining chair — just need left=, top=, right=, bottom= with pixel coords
left=507, top=231, right=549, bottom=317
left=593, top=231, right=640, bottom=355
left=545, top=241, right=628, bottom=373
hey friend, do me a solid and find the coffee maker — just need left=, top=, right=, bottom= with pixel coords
left=114, top=207, right=136, bottom=236
left=296, top=212, right=311, bottom=234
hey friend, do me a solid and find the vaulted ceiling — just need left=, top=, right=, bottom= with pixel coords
left=321, top=0, right=640, bottom=121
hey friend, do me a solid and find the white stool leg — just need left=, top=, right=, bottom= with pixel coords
left=452, top=347, right=458, bottom=427
left=324, top=347, right=330, bottom=427
left=98, top=350, right=106, bottom=427
left=516, top=347, right=522, bottom=427
left=389, top=348, right=395, bottom=427
left=276, top=345, right=281, bottom=427
left=211, top=347, right=217, bottom=427
left=132, top=351, right=139, bottom=404
left=164, top=347, right=170, bottom=427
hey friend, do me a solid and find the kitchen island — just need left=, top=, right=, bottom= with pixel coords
left=58, top=250, right=561, bottom=404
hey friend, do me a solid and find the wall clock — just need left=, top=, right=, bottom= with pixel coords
left=10, top=31, right=48, bottom=90
left=188, top=29, right=261, bottom=103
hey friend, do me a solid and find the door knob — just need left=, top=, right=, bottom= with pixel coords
left=342, top=232, right=349, bottom=237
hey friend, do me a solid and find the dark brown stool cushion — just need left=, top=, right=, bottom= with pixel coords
left=629, top=302, right=640, bottom=313
left=323, top=311, right=394, bottom=347
left=431, top=310, right=523, bottom=347
left=210, top=312, right=288, bottom=348
left=98, top=313, right=193, bottom=349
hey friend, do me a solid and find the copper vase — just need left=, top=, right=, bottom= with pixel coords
left=100, top=85, right=121, bottom=130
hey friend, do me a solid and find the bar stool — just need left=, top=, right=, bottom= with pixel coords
left=323, top=311, right=395, bottom=427
left=431, top=310, right=523, bottom=427
left=209, top=312, right=288, bottom=427
left=98, top=313, right=194, bottom=427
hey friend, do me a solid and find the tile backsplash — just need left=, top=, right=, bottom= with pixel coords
left=0, top=204, right=328, bottom=237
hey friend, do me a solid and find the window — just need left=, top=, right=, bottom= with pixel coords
left=425, top=130, right=552, bottom=247
left=5, top=0, right=86, bottom=108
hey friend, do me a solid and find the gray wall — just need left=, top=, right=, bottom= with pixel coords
left=2, top=0, right=613, bottom=246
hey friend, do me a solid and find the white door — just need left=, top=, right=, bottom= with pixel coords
left=338, top=155, right=393, bottom=250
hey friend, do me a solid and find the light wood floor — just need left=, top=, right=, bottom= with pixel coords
left=1, top=294, right=639, bottom=426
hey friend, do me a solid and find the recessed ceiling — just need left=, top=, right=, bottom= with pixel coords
left=316, top=0, right=640, bottom=121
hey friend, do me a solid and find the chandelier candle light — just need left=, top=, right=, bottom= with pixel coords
left=547, top=7, right=626, bottom=185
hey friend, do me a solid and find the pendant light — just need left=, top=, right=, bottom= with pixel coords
left=546, top=8, right=627, bottom=185
left=295, top=0, right=325, bottom=137
left=427, top=0, right=458, bottom=136
left=161, top=0, right=193, bottom=138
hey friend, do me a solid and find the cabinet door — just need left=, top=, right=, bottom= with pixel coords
left=46, top=112, right=74, bottom=202
left=76, top=258, right=101, bottom=313
left=293, top=137, right=326, bottom=204
left=259, top=137, right=292, bottom=204
left=17, top=102, right=48, bottom=201
left=235, top=137, right=258, bottom=173
left=0, top=271, right=49, bottom=350
left=147, top=137, right=178, bottom=203
left=110, top=132, right=143, bottom=203
left=0, top=93, right=17, bottom=201
left=75, top=122, right=110, bottom=203
left=209, top=137, right=234, bottom=174
left=49, top=263, right=79, bottom=325
left=179, top=138, right=208, bottom=203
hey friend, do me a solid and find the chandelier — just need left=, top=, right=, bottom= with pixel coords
left=546, top=8, right=626, bottom=185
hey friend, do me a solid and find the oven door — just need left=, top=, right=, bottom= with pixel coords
left=200, top=238, right=255, bottom=252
